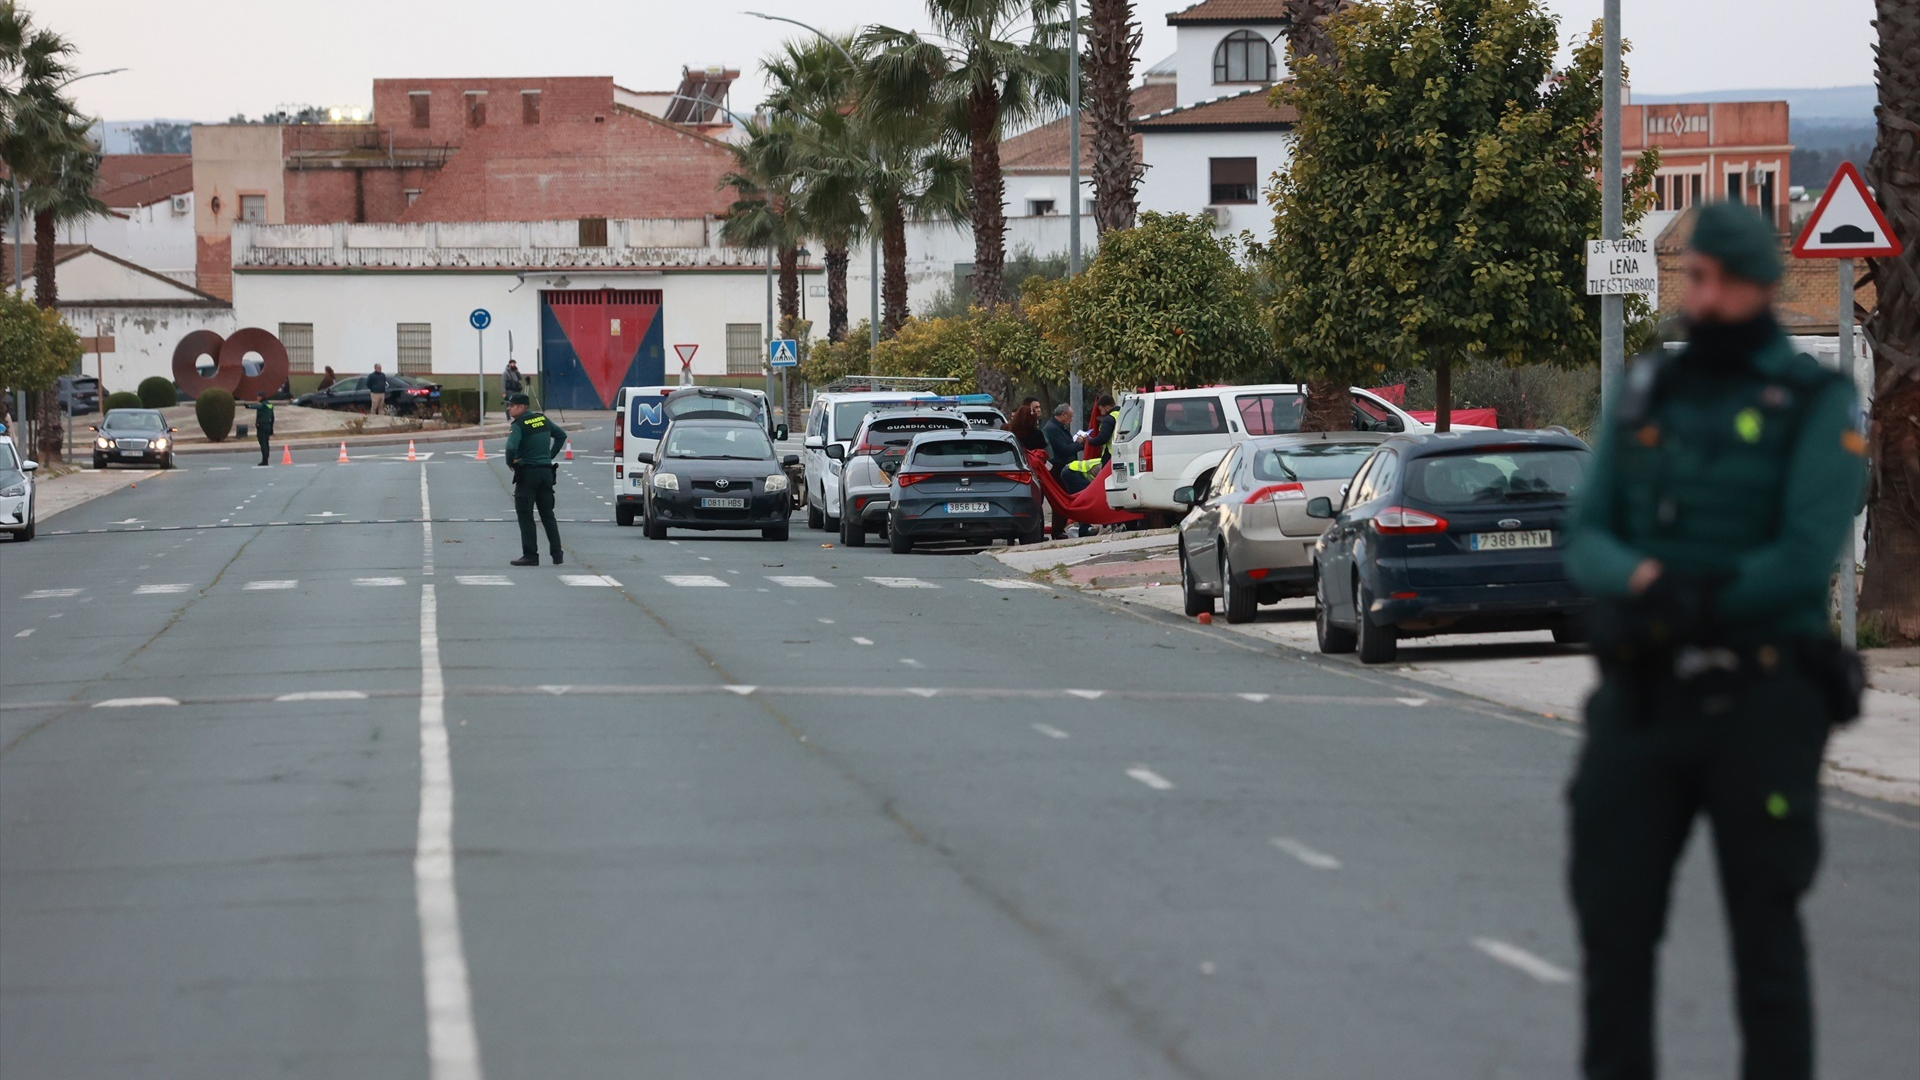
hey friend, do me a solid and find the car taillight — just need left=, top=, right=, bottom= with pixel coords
left=995, top=471, right=1032, bottom=484
left=1140, top=440, right=1153, bottom=473
left=1246, top=482, right=1305, bottom=504
left=614, top=430, right=623, bottom=454
left=896, top=472, right=931, bottom=487
left=1372, top=506, right=1449, bottom=534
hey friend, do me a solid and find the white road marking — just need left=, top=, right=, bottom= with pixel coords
left=906, top=688, right=940, bottom=698
left=1126, top=766, right=1174, bottom=790
left=23, top=589, right=81, bottom=599
left=724, top=685, right=757, bottom=696
left=559, top=574, right=621, bottom=587
left=207, top=466, right=230, bottom=471
left=900, top=658, right=924, bottom=668
left=244, top=580, right=298, bottom=591
left=1270, top=837, right=1343, bottom=870
left=1238, top=693, right=1271, bottom=703
left=539, top=685, right=571, bottom=696
left=134, top=584, right=192, bottom=595
left=356, top=577, right=407, bottom=587
left=455, top=575, right=512, bottom=586
left=1066, top=689, right=1105, bottom=700
left=663, top=575, right=728, bottom=587
left=93, top=696, right=181, bottom=708
left=276, top=690, right=370, bottom=703
left=851, top=636, right=874, bottom=645
left=1472, top=938, right=1574, bottom=984
left=971, top=578, right=1048, bottom=590
left=817, top=617, right=835, bottom=624
left=1032, top=723, right=1069, bottom=739
left=1398, top=698, right=1428, bottom=707
left=866, top=576, right=940, bottom=589
left=698, top=556, right=712, bottom=562
left=14, top=628, right=34, bottom=638
left=419, top=467, right=434, bottom=577
left=415, top=583, right=484, bottom=1078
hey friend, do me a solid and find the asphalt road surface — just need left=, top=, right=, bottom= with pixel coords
left=3, top=428, right=1916, bottom=1080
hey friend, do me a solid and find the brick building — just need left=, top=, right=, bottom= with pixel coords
left=1625, top=98, right=1792, bottom=228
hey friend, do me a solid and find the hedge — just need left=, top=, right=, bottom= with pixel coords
left=440, top=388, right=481, bottom=426
left=104, top=391, right=142, bottom=415
left=137, top=376, right=176, bottom=409
left=195, top=388, right=235, bottom=442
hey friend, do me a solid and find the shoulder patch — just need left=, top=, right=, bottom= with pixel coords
left=1735, top=407, right=1764, bottom=443
left=1841, top=429, right=1867, bottom=456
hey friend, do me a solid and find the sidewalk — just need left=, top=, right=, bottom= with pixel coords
left=998, top=533, right=1920, bottom=807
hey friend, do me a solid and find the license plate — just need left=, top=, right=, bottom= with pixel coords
left=700, top=497, right=746, bottom=508
left=631, top=476, right=642, bottom=487
left=1470, top=529, right=1552, bottom=551
left=946, top=501, right=990, bottom=514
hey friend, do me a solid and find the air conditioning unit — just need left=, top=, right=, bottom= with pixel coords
left=1201, top=205, right=1229, bottom=226
left=169, top=194, right=191, bottom=216
left=1747, top=167, right=1768, bottom=187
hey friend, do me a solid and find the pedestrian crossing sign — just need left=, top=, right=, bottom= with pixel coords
left=769, top=339, right=799, bottom=368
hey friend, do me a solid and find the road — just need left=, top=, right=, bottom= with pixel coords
left=3, top=425, right=1916, bottom=1080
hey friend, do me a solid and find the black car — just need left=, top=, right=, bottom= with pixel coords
left=294, top=374, right=441, bottom=416
left=91, top=408, right=178, bottom=469
left=56, top=375, right=102, bottom=416
left=885, top=429, right=1044, bottom=553
left=638, top=418, right=797, bottom=541
left=1309, top=428, right=1595, bottom=663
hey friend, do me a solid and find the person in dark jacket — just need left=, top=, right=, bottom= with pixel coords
left=1043, top=403, right=1088, bottom=493
left=505, top=393, right=568, bottom=566
left=366, top=364, right=390, bottom=416
left=1084, top=394, right=1117, bottom=461
left=251, top=392, right=275, bottom=467
left=1005, top=397, right=1047, bottom=456
left=502, top=359, right=525, bottom=401
left=317, top=366, right=336, bottom=392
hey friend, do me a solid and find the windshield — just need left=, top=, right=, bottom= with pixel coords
left=1405, top=448, right=1591, bottom=505
left=664, top=424, right=774, bottom=460
left=107, top=413, right=166, bottom=432
left=1250, top=442, right=1376, bottom=482
left=0, top=442, right=17, bottom=471
left=911, top=439, right=1020, bottom=467
left=666, top=392, right=762, bottom=423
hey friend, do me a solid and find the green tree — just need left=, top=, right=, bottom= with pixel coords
left=718, top=118, right=807, bottom=342
left=1263, top=0, right=1658, bottom=430
left=127, top=121, right=189, bottom=154
left=0, top=289, right=80, bottom=408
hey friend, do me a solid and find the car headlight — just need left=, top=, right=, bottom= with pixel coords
left=651, top=472, right=679, bottom=490
left=153, top=438, right=169, bottom=451
left=0, top=483, right=23, bottom=498
left=764, top=473, right=789, bottom=492
left=94, top=437, right=109, bottom=449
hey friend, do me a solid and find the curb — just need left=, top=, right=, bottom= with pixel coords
left=172, top=426, right=514, bottom=455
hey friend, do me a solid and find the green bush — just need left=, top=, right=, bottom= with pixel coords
left=137, top=376, right=177, bottom=409
left=195, top=388, right=235, bottom=442
left=440, top=388, right=481, bottom=426
left=104, top=391, right=142, bottom=415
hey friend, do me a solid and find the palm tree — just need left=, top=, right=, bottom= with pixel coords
left=1280, top=0, right=1355, bottom=434
left=718, top=118, right=807, bottom=338
left=1085, top=0, right=1142, bottom=234
left=1860, top=0, right=1920, bottom=639
left=763, top=37, right=868, bottom=343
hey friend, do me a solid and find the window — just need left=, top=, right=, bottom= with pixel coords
left=279, top=323, right=314, bottom=373
left=465, top=91, right=487, bottom=128
left=239, top=194, right=267, bottom=223
left=1210, top=158, right=1258, bottom=205
left=578, top=217, right=608, bottom=247
left=1207, top=448, right=1239, bottom=498
left=522, top=90, right=541, bottom=125
left=1213, top=30, right=1276, bottom=84
left=396, top=323, right=432, bottom=374
left=725, top=323, right=762, bottom=375
left=1114, top=398, right=1144, bottom=441
left=1689, top=173, right=1703, bottom=206
left=409, top=91, right=431, bottom=129
left=1151, top=396, right=1229, bottom=436
left=404, top=189, right=421, bottom=206
left=1404, top=448, right=1590, bottom=506
left=1236, top=392, right=1304, bottom=436
left=1250, top=441, right=1378, bottom=483
left=1027, top=199, right=1056, bottom=216
left=1726, top=170, right=1743, bottom=203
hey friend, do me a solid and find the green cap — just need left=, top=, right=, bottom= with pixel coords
left=1688, top=200, right=1783, bottom=284
left=506, top=393, right=531, bottom=406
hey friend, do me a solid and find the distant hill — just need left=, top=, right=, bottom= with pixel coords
left=1631, top=84, right=1875, bottom=124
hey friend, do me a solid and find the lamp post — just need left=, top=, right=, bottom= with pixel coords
left=746, top=11, right=881, bottom=358
left=1067, top=0, right=1083, bottom=427
left=1600, top=0, right=1623, bottom=408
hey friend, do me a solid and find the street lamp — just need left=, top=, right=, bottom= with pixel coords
left=745, top=10, right=881, bottom=357
left=1067, top=0, right=1083, bottom=426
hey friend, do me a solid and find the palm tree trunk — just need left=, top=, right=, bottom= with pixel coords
left=882, top=197, right=909, bottom=337
left=1087, top=0, right=1142, bottom=234
left=1860, top=0, right=1920, bottom=640
left=1300, top=380, right=1352, bottom=433
left=1287, top=0, right=1354, bottom=434
left=778, top=245, right=801, bottom=335
left=825, top=243, right=850, bottom=342
left=31, top=207, right=64, bottom=465
left=967, top=85, right=1008, bottom=312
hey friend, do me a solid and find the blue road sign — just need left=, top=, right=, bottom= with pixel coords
left=469, top=308, right=492, bottom=331
left=769, top=339, right=799, bottom=367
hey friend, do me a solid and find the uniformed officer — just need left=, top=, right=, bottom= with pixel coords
left=253, top=392, right=275, bottom=467
left=504, top=393, right=567, bottom=566
left=1564, top=200, right=1868, bottom=1080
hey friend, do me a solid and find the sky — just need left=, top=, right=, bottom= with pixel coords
left=47, top=0, right=1879, bottom=124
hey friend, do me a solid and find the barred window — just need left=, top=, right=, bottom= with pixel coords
left=726, top=323, right=763, bottom=375
left=1213, top=31, right=1275, bottom=84
left=396, top=323, right=432, bottom=374
left=279, top=323, right=314, bottom=373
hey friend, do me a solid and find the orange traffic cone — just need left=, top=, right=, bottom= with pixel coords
left=337, top=441, right=350, bottom=464
left=280, top=445, right=292, bottom=465
left=564, top=440, right=574, bottom=461
left=407, top=439, right=417, bottom=462
left=475, top=440, right=487, bottom=461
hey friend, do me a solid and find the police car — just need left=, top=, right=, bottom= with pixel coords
left=0, top=427, right=38, bottom=542
left=613, top=386, right=784, bottom=527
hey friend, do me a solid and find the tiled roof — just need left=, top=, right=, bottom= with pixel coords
left=999, top=82, right=1179, bottom=173
left=1166, top=0, right=1290, bottom=25
left=0, top=243, right=88, bottom=288
left=94, top=155, right=194, bottom=208
left=1132, top=86, right=1297, bottom=131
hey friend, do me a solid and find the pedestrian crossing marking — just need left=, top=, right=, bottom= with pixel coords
left=663, top=575, right=729, bottom=587
left=355, top=577, right=407, bottom=587
left=243, top=580, right=298, bottom=591
left=866, top=576, right=940, bottom=589
left=456, top=575, right=513, bottom=586
left=559, top=574, right=621, bottom=587
left=23, top=589, right=82, bottom=599
left=767, top=575, right=834, bottom=588
left=134, top=584, right=192, bottom=595
left=275, top=690, right=369, bottom=703
left=971, top=579, right=1048, bottom=590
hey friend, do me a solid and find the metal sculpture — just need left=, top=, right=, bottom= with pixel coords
left=172, top=328, right=291, bottom=400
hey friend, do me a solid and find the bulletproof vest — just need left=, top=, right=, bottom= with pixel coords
left=515, top=413, right=555, bottom=464
left=1608, top=338, right=1841, bottom=572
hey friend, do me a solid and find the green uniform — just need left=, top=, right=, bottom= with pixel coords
left=254, top=402, right=275, bottom=465
left=506, top=410, right=567, bottom=561
left=1563, top=325, right=1866, bottom=1080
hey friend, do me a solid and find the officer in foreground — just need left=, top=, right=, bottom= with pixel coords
left=504, top=393, right=566, bottom=566
left=1564, top=200, right=1867, bottom=1080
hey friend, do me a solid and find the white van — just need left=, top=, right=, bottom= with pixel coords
left=614, top=386, right=780, bottom=526
left=1106, top=384, right=1428, bottom=516
left=801, top=391, right=934, bottom=530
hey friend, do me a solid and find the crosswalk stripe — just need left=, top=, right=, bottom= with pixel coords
left=455, top=575, right=512, bottom=586
left=663, top=575, right=729, bottom=587
left=559, top=574, right=621, bottom=587
left=23, top=589, right=82, bottom=599
left=866, top=576, right=940, bottom=589
left=767, top=575, right=834, bottom=588
left=971, top=578, right=1048, bottom=590
left=355, top=577, right=407, bottom=587
left=243, top=580, right=298, bottom=591
left=134, top=584, right=192, bottom=595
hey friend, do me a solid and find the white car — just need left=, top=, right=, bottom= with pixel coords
left=801, top=391, right=934, bottom=531
left=0, top=432, right=38, bottom=542
left=1106, top=383, right=1429, bottom=516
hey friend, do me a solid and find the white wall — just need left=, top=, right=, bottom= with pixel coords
left=1138, top=128, right=1295, bottom=233
left=1174, top=24, right=1289, bottom=108
left=36, top=250, right=203, bottom=303
left=58, top=203, right=197, bottom=287
left=59, top=305, right=236, bottom=392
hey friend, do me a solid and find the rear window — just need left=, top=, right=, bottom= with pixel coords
left=1405, top=448, right=1591, bottom=506
left=1249, top=442, right=1376, bottom=482
left=1114, top=398, right=1144, bottom=441
left=834, top=399, right=919, bottom=435
left=912, top=439, right=1019, bottom=466
left=1152, top=397, right=1229, bottom=436
left=865, top=417, right=967, bottom=448
left=666, top=392, right=761, bottom=423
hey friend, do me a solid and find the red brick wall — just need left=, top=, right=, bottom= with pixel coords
left=197, top=236, right=231, bottom=300
left=371, top=77, right=616, bottom=149
left=285, top=170, right=361, bottom=224
left=1655, top=213, right=1878, bottom=331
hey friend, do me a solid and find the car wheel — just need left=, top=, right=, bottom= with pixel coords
left=807, top=499, right=824, bottom=530
left=383, top=403, right=400, bottom=417
left=1354, top=580, right=1398, bottom=664
left=616, top=504, right=636, bottom=527
left=1019, top=514, right=1046, bottom=546
left=888, top=523, right=913, bottom=554
left=1552, top=619, right=1589, bottom=646
left=841, top=501, right=866, bottom=547
left=1315, top=581, right=1356, bottom=654
left=161, top=454, right=174, bottom=470
left=92, top=455, right=106, bottom=470
left=1181, top=546, right=1214, bottom=617
left=18, top=512, right=34, bottom=542
left=763, top=523, right=790, bottom=541
left=643, top=511, right=666, bottom=540
left=1221, top=549, right=1257, bottom=624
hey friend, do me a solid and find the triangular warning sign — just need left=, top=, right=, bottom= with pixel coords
left=1792, top=162, right=1903, bottom=259
left=673, top=343, right=699, bottom=367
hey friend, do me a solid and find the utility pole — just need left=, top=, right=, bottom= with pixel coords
left=765, top=249, right=775, bottom=401
left=1067, top=0, right=1084, bottom=427
left=1599, top=0, right=1624, bottom=409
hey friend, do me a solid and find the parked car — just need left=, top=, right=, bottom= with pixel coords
left=637, top=417, right=796, bottom=541
left=962, top=405, right=1008, bottom=430
left=801, top=390, right=936, bottom=532
left=613, top=385, right=786, bottom=526
left=886, top=429, right=1044, bottom=553
left=1106, top=384, right=1430, bottom=517
left=828, top=406, right=971, bottom=547
left=1310, top=428, right=1595, bottom=664
left=294, top=374, right=442, bottom=416
left=90, top=408, right=177, bottom=469
left=56, top=375, right=102, bottom=416
left=1175, top=432, right=1388, bottom=623
left=0, top=432, right=38, bottom=541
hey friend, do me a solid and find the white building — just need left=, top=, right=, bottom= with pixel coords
left=50, top=154, right=200, bottom=288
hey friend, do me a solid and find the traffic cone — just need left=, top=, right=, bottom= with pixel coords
left=280, top=445, right=292, bottom=465
left=338, top=441, right=350, bottom=464
left=564, top=440, right=574, bottom=461
left=407, top=439, right=417, bottom=462
left=475, top=440, right=487, bottom=461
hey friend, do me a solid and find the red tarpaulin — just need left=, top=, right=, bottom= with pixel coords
left=1408, top=408, right=1499, bottom=428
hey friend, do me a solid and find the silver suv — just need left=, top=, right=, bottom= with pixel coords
left=826, top=406, right=970, bottom=547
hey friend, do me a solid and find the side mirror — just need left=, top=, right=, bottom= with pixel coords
left=824, top=444, right=846, bottom=461
left=169, top=427, right=179, bottom=433
left=88, top=425, right=99, bottom=432
left=1306, top=496, right=1335, bottom=519
left=803, top=436, right=824, bottom=450
left=22, top=460, right=38, bottom=472
left=781, top=454, right=800, bottom=467
left=1172, top=485, right=1196, bottom=508
left=774, top=424, right=789, bottom=441
left=635, top=451, right=655, bottom=465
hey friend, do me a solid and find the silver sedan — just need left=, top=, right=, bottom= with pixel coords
left=1175, top=432, right=1387, bottom=623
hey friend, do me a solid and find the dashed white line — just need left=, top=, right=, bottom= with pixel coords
left=724, top=685, right=757, bottom=696
left=851, top=636, right=874, bottom=646
left=276, top=690, right=370, bottom=703
left=243, top=580, right=298, bottom=591
left=1270, top=837, right=1343, bottom=870
left=769, top=575, right=833, bottom=588
left=900, top=658, right=924, bottom=668
left=356, top=577, right=407, bottom=587
left=1066, top=689, right=1105, bottom=700
left=1472, top=938, right=1574, bottom=984
left=14, top=628, right=35, bottom=638
left=906, top=688, right=940, bottom=698
left=455, top=575, right=512, bottom=586
left=1238, top=692, right=1271, bottom=703
left=663, top=575, right=728, bottom=587
left=93, top=696, right=181, bottom=708
left=817, top=617, right=835, bottom=624
left=1032, top=723, right=1069, bottom=739
left=134, top=584, right=192, bottom=595
left=1126, top=766, right=1174, bottom=790
left=971, top=578, right=1048, bottom=590
left=866, top=576, right=940, bottom=589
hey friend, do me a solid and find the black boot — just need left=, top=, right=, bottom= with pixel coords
left=553, top=550, right=564, bottom=565
left=510, top=555, right=539, bottom=567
